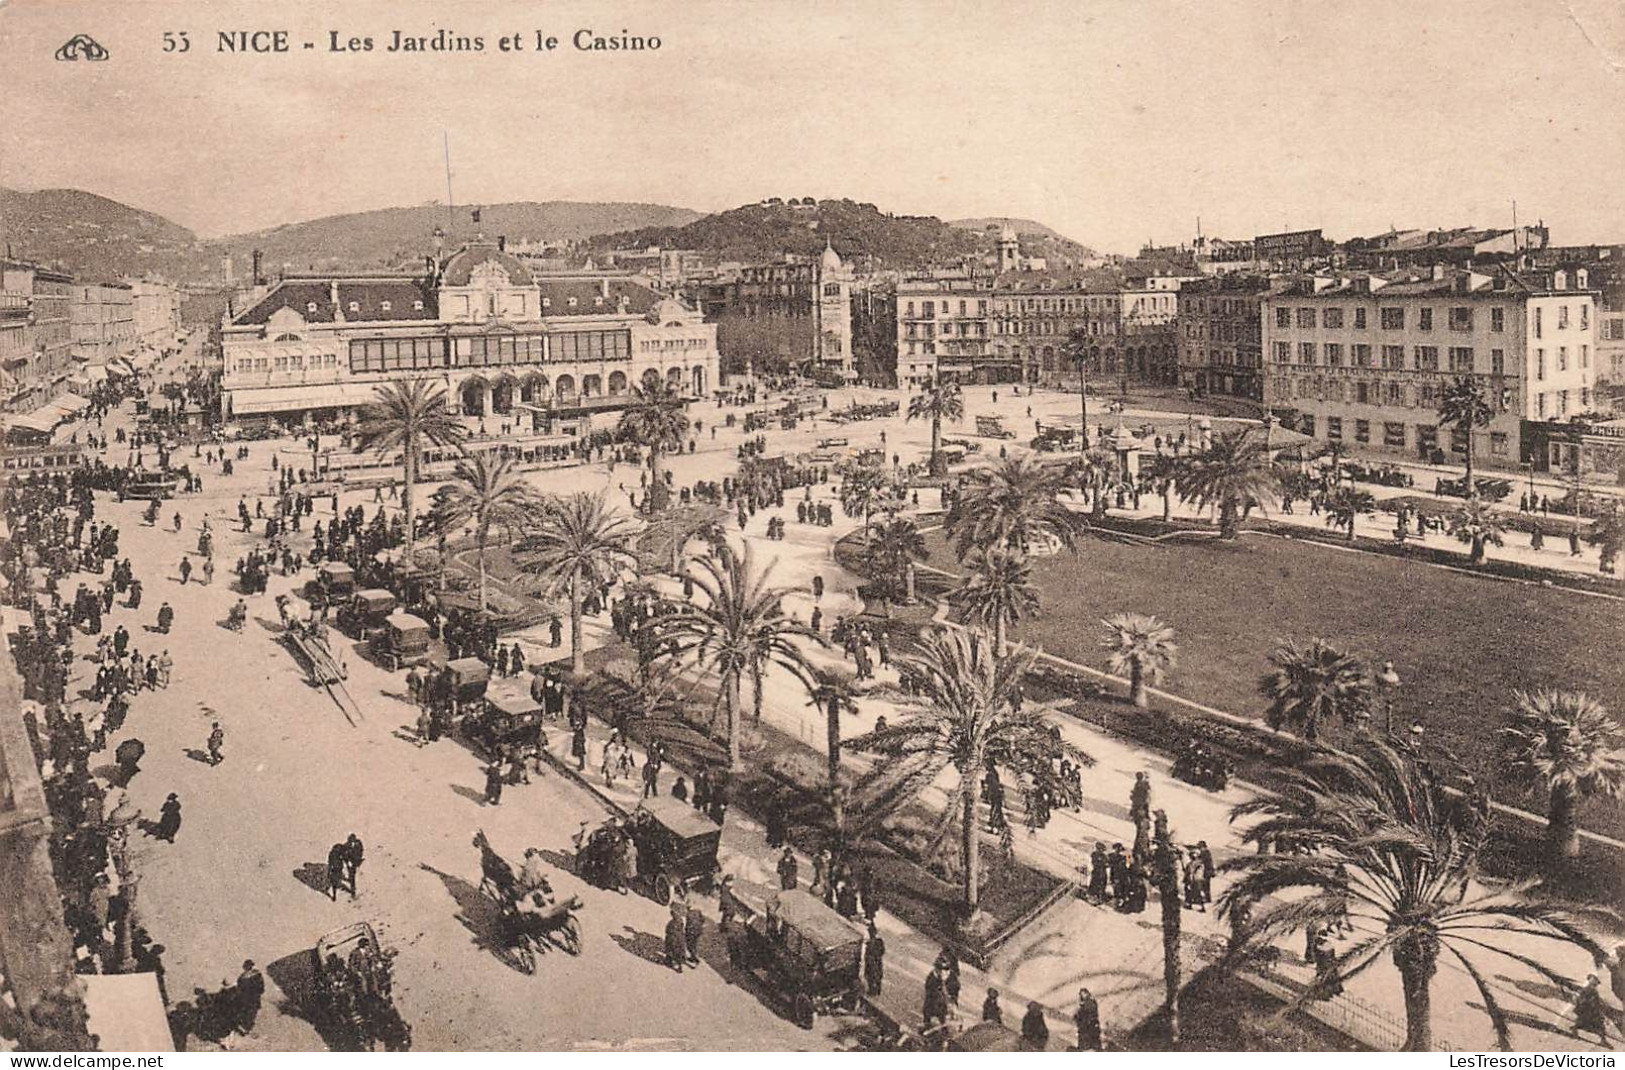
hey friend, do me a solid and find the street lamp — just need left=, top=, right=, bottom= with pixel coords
left=1376, top=660, right=1400, bottom=737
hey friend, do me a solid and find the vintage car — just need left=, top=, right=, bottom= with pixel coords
left=118, top=473, right=179, bottom=501
left=721, top=880, right=868, bottom=1029
left=468, top=688, right=545, bottom=760
left=311, top=921, right=409, bottom=1050
left=445, top=656, right=491, bottom=714
left=373, top=612, right=432, bottom=672
left=307, top=562, right=358, bottom=609
left=338, top=589, right=397, bottom=639
left=630, top=796, right=723, bottom=903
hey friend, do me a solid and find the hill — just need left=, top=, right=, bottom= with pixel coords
left=0, top=187, right=207, bottom=281
left=590, top=199, right=983, bottom=267
left=950, top=216, right=1099, bottom=266
left=220, top=201, right=704, bottom=275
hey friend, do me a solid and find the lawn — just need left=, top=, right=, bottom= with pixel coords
left=920, top=527, right=1625, bottom=833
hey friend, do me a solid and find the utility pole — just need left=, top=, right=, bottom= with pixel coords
left=443, top=131, right=455, bottom=229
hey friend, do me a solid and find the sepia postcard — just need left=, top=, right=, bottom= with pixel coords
left=1, top=0, right=1623, bottom=1056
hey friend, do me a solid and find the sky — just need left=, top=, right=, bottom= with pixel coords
left=1, top=0, right=1623, bottom=253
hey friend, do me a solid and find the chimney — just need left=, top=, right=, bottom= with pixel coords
left=599, top=278, right=610, bottom=300
left=330, top=280, right=343, bottom=321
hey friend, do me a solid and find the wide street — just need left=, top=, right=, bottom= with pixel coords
left=72, top=354, right=1622, bottom=1052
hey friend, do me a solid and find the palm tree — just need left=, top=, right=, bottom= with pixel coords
left=1437, top=376, right=1495, bottom=492
left=426, top=451, right=543, bottom=612
left=1497, top=690, right=1625, bottom=865
left=1177, top=428, right=1281, bottom=539
left=514, top=492, right=639, bottom=674
left=837, top=460, right=896, bottom=547
left=944, top=454, right=1080, bottom=560
left=1257, top=638, right=1371, bottom=743
left=1220, top=737, right=1610, bottom=1051
left=1448, top=496, right=1507, bottom=564
left=1071, top=443, right=1126, bottom=519
left=862, top=515, right=927, bottom=613
left=353, top=379, right=467, bottom=553
left=643, top=502, right=728, bottom=575
left=906, top=376, right=965, bottom=477
left=654, top=542, right=822, bottom=771
left=849, top=627, right=1092, bottom=912
left=1323, top=485, right=1377, bottom=541
left=1143, top=452, right=1184, bottom=522
left=951, top=546, right=1040, bottom=651
left=1062, top=326, right=1092, bottom=453
left=808, top=666, right=861, bottom=837
left=1101, top=613, right=1177, bottom=708
left=617, top=382, right=690, bottom=513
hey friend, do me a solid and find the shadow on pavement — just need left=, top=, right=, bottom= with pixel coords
left=418, top=862, right=527, bottom=973
left=448, top=782, right=487, bottom=807
left=609, top=925, right=669, bottom=968
left=293, top=861, right=335, bottom=899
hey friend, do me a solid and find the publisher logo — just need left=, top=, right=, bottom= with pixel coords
left=55, top=35, right=109, bottom=62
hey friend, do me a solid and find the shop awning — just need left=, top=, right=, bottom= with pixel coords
left=230, top=382, right=383, bottom=415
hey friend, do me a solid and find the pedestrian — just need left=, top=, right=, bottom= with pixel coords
left=1021, top=1001, right=1050, bottom=1050
left=572, top=724, right=588, bottom=772
left=982, top=988, right=1003, bottom=1024
left=1087, top=842, right=1109, bottom=902
left=202, top=558, right=215, bottom=586
left=484, top=762, right=504, bottom=806
left=156, top=793, right=182, bottom=842
left=179, top=557, right=192, bottom=585
left=1074, top=988, right=1102, bottom=1051
left=671, top=776, right=689, bottom=803
left=1609, top=945, right=1625, bottom=1039
left=642, top=752, right=660, bottom=798
left=206, top=722, right=224, bottom=766
left=778, top=847, right=799, bottom=891
left=1573, top=974, right=1608, bottom=1044
left=664, top=904, right=690, bottom=973
left=234, top=960, right=264, bottom=1035
left=343, top=833, right=364, bottom=896
left=863, top=921, right=885, bottom=995
left=326, top=842, right=348, bottom=901
left=923, top=963, right=949, bottom=1031
left=764, top=799, right=787, bottom=848
left=683, top=898, right=704, bottom=966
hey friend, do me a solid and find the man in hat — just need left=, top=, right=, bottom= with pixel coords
left=234, top=961, right=264, bottom=1034
left=1074, top=988, right=1102, bottom=1050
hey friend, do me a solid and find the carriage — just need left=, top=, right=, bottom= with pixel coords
left=307, top=562, right=357, bottom=610
left=338, top=589, right=397, bottom=639
left=630, top=797, right=723, bottom=904
left=311, top=922, right=410, bottom=1051
left=472, top=830, right=583, bottom=973
left=467, top=689, right=545, bottom=761
left=720, top=881, right=868, bottom=1029
left=372, top=612, right=432, bottom=672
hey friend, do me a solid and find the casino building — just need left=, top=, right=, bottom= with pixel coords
left=221, top=240, right=720, bottom=426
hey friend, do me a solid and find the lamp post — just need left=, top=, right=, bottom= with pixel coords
left=1376, top=660, right=1401, bottom=738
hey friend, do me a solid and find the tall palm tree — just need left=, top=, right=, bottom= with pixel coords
left=1437, top=376, right=1495, bottom=492
left=1257, top=638, right=1371, bottom=743
left=617, top=382, right=690, bottom=513
left=1143, top=451, right=1184, bottom=522
left=654, top=542, right=822, bottom=771
left=427, top=451, right=543, bottom=612
left=1070, top=443, right=1127, bottom=519
left=808, top=666, right=861, bottom=838
left=1220, top=737, right=1610, bottom=1051
left=1448, top=496, right=1507, bottom=565
left=643, top=502, right=728, bottom=575
left=944, top=454, right=1080, bottom=560
left=1177, top=427, right=1281, bottom=539
left=1323, top=485, right=1377, bottom=541
left=849, top=627, right=1092, bottom=912
left=862, top=514, right=927, bottom=613
left=1101, top=613, right=1177, bottom=708
left=837, top=460, right=896, bottom=546
left=951, top=546, right=1040, bottom=651
left=906, top=376, right=965, bottom=477
left=1497, top=690, right=1625, bottom=865
left=1062, top=326, right=1091, bottom=453
left=353, top=379, right=467, bottom=553
left=514, top=492, right=639, bottom=674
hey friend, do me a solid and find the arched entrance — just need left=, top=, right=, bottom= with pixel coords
left=640, top=368, right=662, bottom=393
left=665, top=366, right=683, bottom=391
left=581, top=374, right=602, bottom=398
left=554, top=374, right=576, bottom=401
left=492, top=376, right=516, bottom=415
left=460, top=377, right=490, bottom=417
left=608, top=370, right=628, bottom=396
left=520, top=372, right=547, bottom=404
left=691, top=365, right=706, bottom=396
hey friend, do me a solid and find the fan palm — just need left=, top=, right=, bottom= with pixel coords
left=906, top=376, right=965, bottom=476
left=951, top=546, right=1040, bottom=651
left=617, top=382, right=690, bottom=513
left=353, top=379, right=468, bottom=553
left=1437, top=377, right=1495, bottom=492
left=944, top=454, right=1080, bottom=560
left=1220, top=737, right=1611, bottom=1051
left=862, top=514, right=927, bottom=613
left=514, top=492, right=639, bottom=674
left=1498, top=690, right=1625, bottom=865
left=1258, top=638, right=1371, bottom=743
left=1323, top=485, right=1377, bottom=541
left=1071, top=443, right=1127, bottom=519
left=807, top=665, right=862, bottom=837
left=654, top=542, right=823, bottom=771
left=1144, top=451, right=1184, bottom=522
left=1101, top=612, right=1177, bottom=708
left=849, top=626, right=1093, bottom=912
left=1448, top=497, right=1507, bottom=564
left=1178, top=428, right=1281, bottom=539
left=426, top=451, right=543, bottom=612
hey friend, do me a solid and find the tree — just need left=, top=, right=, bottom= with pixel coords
left=837, top=460, right=896, bottom=546
left=1586, top=506, right=1623, bottom=575
left=808, top=666, right=861, bottom=838
left=1322, top=485, right=1377, bottom=541
left=642, top=503, right=728, bottom=575
left=1143, top=452, right=1184, bottom=522
left=906, top=376, right=965, bottom=477
left=849, top=627, right=1092, bottom=912
left=514, top=492, right=639, bottom=674
left=1071, top=443, right=1127, bottom=519
left=617, top=382, right=690, bottom=513
left=1101, top=613, right=1177, bottom=708
left=944, top=454, right=1079, bottom=560
left=354, top=380, right=468, bottom=554
left=1257, top=638, right=1371, bottom=743
left=1220, top=737, right=1609, bottom=1051
left=426, top=451, right=542, bottom=612
left=1447, top=497, right=1507, bottom=565
left=1497, top=690, right=1625, bottom=865
left=1177, top=428, right=1281, bottom=539
left=655, top=542, right=822, bottom=771
left=951, top=546, right=1040, bottom=651
left=1062, top=326, right=1092, bottom=452
left=1437, top=376, right=1495, bottom=492
left=862, top=515, right=927, bottom=614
